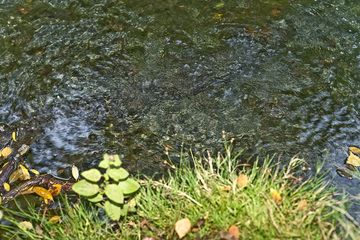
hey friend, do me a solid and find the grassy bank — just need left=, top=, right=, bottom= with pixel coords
left=1, top=143, right=359, bottom=239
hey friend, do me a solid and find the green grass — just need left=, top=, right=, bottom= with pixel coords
left=1, top=142, right=359, bottom=239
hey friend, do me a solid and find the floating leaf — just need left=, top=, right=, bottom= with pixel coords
left=19, top=221, right=33, bottom=230
left=49, top=184, right=62, bottom=196
left=81, top=168, right=102, bottom=182
left=49, top=215, right=61, bottom=224
left=88, top=193, right=103, bottom=203
left=346, top=152, right=360, bottom=167
left=33, top=187, right=54, bottom=203
left=270, top=188, right=282, bottom=204
left=98, top=159, right=109, bottom=169
left=104, top=200, right=121, bottom=221
left=118, top=178, right=140, bottom=195
left=105, top=184, right=124, bottom=204
left=72, top=180, right=99, bottom=197
left=236, top=174, right=248, bottom=189
left=107, top=168, right=129, bottom=181
left=71, top=165, right=79, bottom=180
left=228, top=225, right=240, bottom=240
left=349, top=146, right=360, bottom=155
left=175, top=218, right=191, bottom=239
left=297, top=199, right=308, bottom=211
left=3, top=183, right=10, bottom=191
left=0, top=147, right=12, bottom=158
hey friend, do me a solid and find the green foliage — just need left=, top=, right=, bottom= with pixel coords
left=72, top=154, right=140, bottom=221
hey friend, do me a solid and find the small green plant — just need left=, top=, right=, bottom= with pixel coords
left=72, top=154, right=140, bottom=221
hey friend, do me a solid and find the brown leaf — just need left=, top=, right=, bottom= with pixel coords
left=346, top=152, right=360, bottom=167
left=192, top=217, right=206, bottom=232
left=49, top=184, right=62, bottom=196
left=175, top=218, right=191, bottom=239
left=35, top=224, right=43, bottom=235
left=236, top=174, right=248, bottom=189
left=270, top=188, right=282, bottom=204
left=228, top=225, right=240, bottom=240
left=297, top=199, right=308, bottom=211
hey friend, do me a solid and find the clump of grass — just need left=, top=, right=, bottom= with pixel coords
left=137, top=142, right=359, bottom=239
left=1, top=141, right=359, bottom=239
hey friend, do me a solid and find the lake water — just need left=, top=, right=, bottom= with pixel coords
left=0, top=0, right=359, bottom=220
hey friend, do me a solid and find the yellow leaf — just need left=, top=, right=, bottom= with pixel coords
left=349, top=146, right=360, bottom=155
left=19, top=165, right=30, bottom=179
left=19, top=221, right=33, bottom=230
left=297, top=199, right=308, bottom=211
left=30, top=169, right=40, bottom=175
left=9, top=165, right=31, bottom=183
left=346, top=152, right=360, bottom=167
left=228, top=225, right=240, bottom=240
left=33, top=186, right=54, bottom=203
left=236, top=174, right=248, bottom=189
left=49, top=184, right=62, bottom=196
left=12, top=131, right=17, bottom=142
left=175, top=218, right=191, bottom=239
left=3, top=183, right=10, bottom=192
left=49, top=215, right=61, bottom=224
left=0, top=147, right=12, bottom=158
left=270, top=188, right=282, bottom=204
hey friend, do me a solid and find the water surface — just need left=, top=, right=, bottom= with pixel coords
left=0, top=0, right=359, bottom=219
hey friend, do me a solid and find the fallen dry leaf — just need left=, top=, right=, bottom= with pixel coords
left=228, top=225, right=240, bottom=240
left=346, top=152, right=360, bottom=167
left=270, top=188, right=282, bottom=204
left=72, top=165, right=79, bottom=180
left=349, top=146, right=360, bottom=155
left=297, top=199, right=308, bottom=211
left=221, top=185, right=232, bottom=192
left=33, top=186, right=54, bottom=204
left=49, top=184, right=62, bottom=196
left=3, top=182, right=10, bottom=192
left=49, top=215, right=61, bottom=224
left=175, top=218, right=191, bottom=239
left=236, top=174, right=248, bottom=189
left=19, top=221, right=33, bottom=230
left=0, top=147, right=12, bottom=158
left=35, top=224, right=43, bottom=235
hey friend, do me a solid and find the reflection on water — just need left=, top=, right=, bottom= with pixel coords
left=0, top=0, right=359, bottom=219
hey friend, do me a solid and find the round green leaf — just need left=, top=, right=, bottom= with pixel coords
left=72, top=180, right=99, bottom=197
left=104, top=184, right=124, bottom=204
left=104, top=200, right=121, bottom=221
left=98, top=160, right=109, bottom=169
left=107, top=168, right=129, bottom=182
left=118, top=178, right=140, bottom=195
left=81, top=169, right=102, bottom=182
left=88, top=193, right=103, bottom=203
left=104, top=154, right=122, bottom=167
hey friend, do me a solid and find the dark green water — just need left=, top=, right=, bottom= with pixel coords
left=0, top=0, right=359, bottom=218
